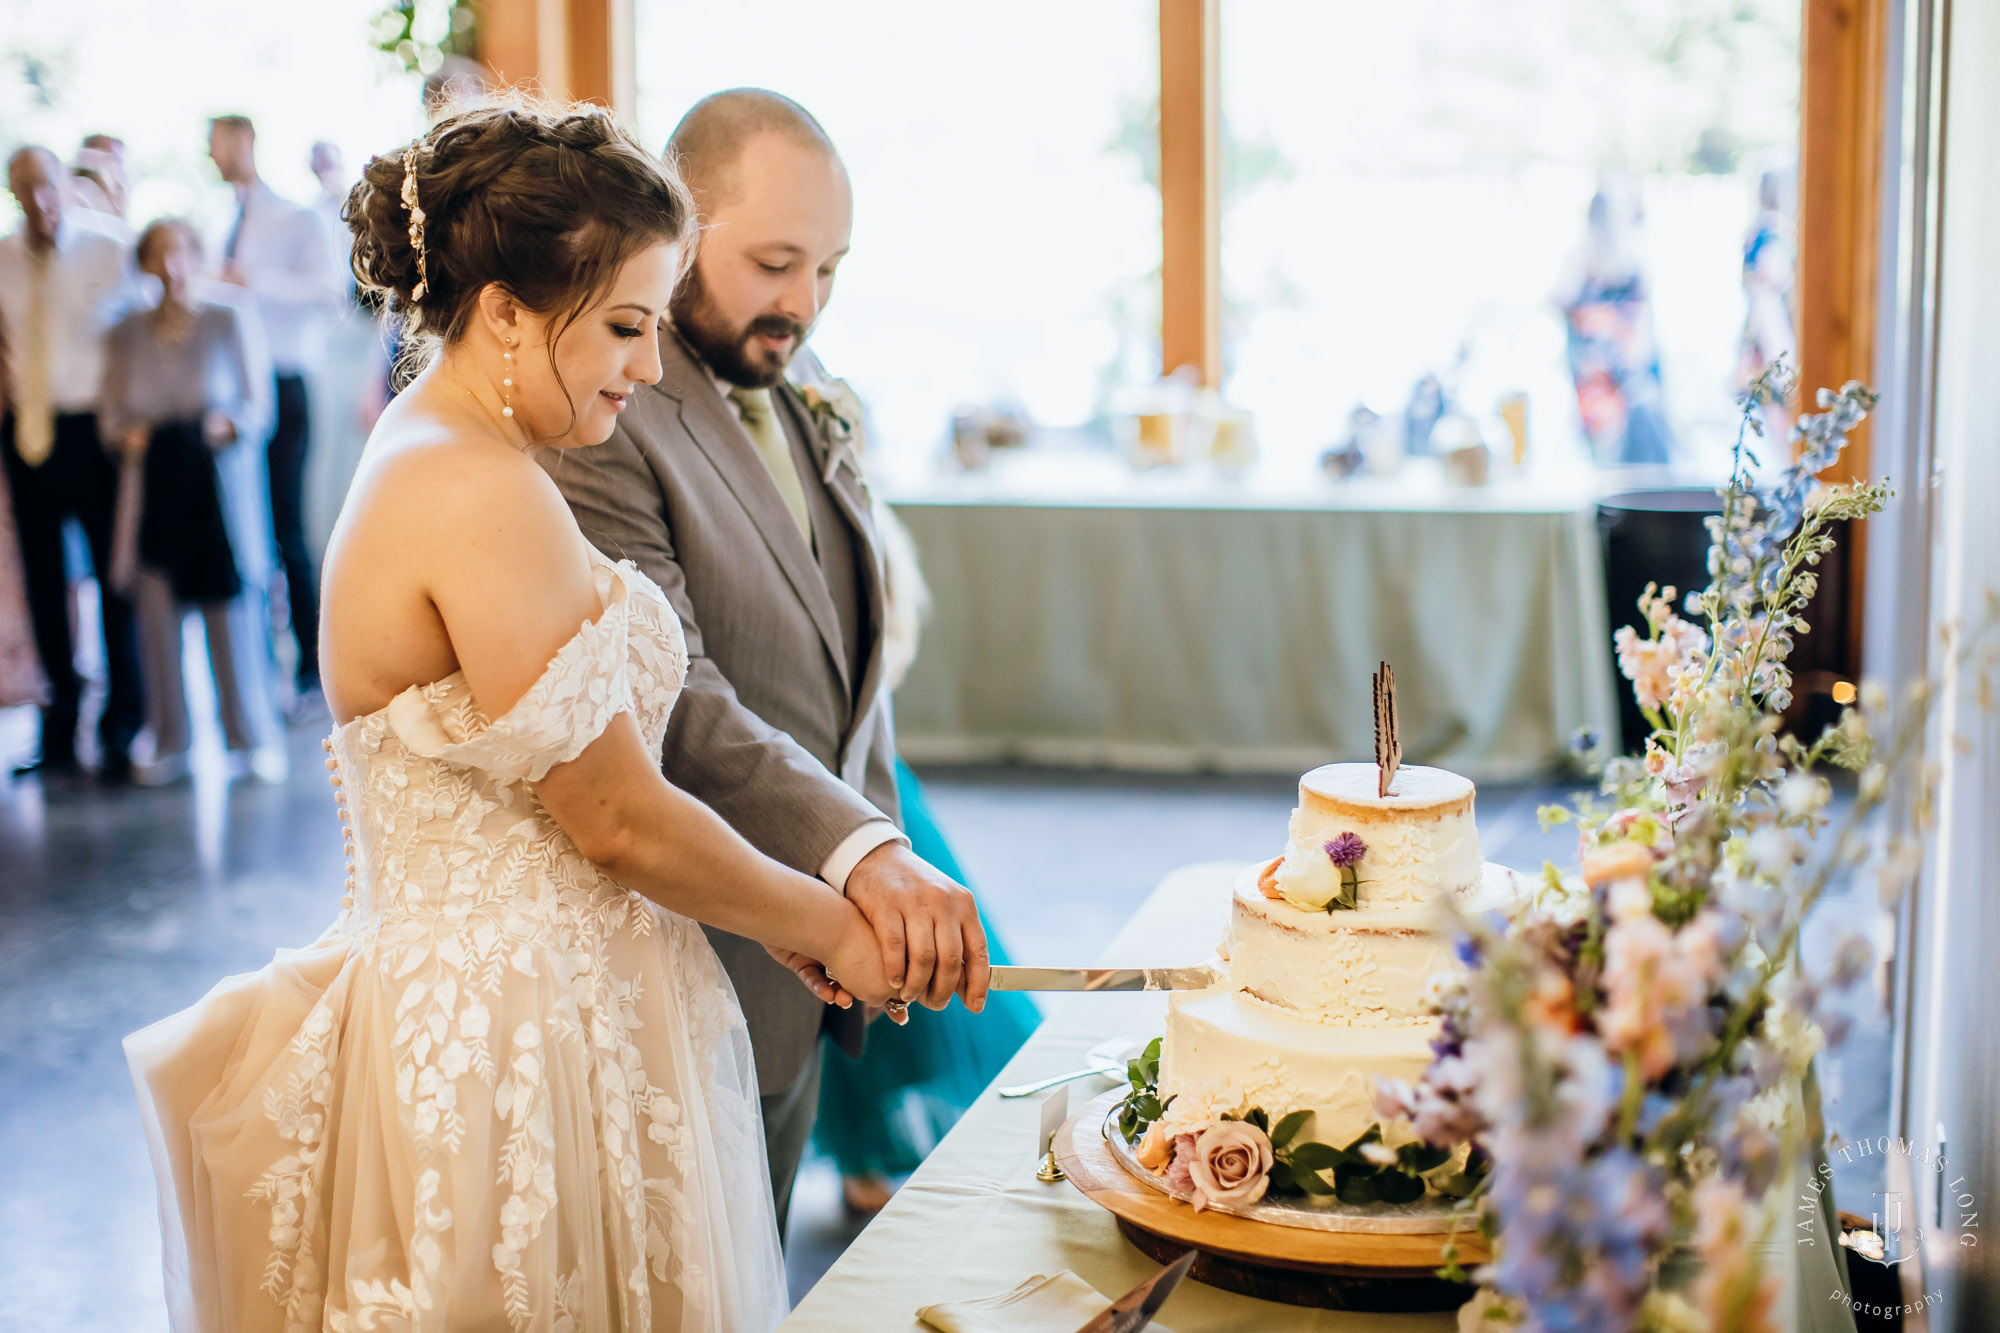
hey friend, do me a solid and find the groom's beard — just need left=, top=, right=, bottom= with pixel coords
left=672, top=265, right=812, bottom=390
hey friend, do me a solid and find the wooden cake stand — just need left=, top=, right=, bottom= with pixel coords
left=1054, top=1091, right=1487, bottom=1313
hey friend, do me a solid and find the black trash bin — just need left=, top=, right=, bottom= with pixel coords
left=1598, top=488, right=1723, bottom=755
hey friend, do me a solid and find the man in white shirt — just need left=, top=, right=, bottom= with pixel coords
left=0, top=146, right=145, bottom=781
left=70, top=135, right=133, bottom=245
left=209, top=115, right=342, bottom=697
left=308, top=141, right=357, bottom=303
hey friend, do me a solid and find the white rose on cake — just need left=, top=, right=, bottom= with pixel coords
left=1274, top=839, right=1341, bottom=911
left=1271, top=831, right=1367, bottom=913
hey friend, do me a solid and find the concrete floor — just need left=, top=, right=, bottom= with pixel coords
left=0, top=707, right=1892, bottom=1329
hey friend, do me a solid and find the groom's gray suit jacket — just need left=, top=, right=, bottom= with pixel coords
left=542, top=328, right=895, bottom=1093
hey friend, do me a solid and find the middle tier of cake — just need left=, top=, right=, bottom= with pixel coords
left=1223, top=861, right=1518, bottom=1026
left=1159, top=988, right=1438, bottom=1149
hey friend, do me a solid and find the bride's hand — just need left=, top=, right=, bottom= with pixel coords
left=822, top=913, right=909, bottom=1023
left=764, top=945, right=854, bottom=1009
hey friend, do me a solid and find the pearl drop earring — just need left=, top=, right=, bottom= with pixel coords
left=501, top=339, right=515, bottom=418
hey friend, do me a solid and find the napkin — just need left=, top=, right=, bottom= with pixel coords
left=916, top=1271, right=1180, bottom=1333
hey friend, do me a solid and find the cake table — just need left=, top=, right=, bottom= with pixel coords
left=779, top=863, right=1462, bottom=1331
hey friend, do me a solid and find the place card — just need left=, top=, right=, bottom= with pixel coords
left=1037, top=1085, right=1070, bottom=1182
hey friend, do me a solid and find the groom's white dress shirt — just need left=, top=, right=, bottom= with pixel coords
left=705, top=365, right=906, bottom=894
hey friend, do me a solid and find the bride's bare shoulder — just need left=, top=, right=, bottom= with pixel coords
left=340, top=415, right=578, bottom=562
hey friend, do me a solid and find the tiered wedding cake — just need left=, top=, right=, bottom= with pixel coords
left=1158, top=762, right=1502, bottom=1149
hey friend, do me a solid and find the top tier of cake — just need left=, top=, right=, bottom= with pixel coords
left=1268, top=763, right=1480, bottom=913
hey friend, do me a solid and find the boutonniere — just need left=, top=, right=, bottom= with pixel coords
left=796, top=378, right=869, bottom=487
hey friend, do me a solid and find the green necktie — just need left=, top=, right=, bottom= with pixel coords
left=729, top=386, right=812, bottom=545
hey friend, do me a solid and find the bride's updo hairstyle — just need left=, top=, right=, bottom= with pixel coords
left=347, top=97, right=692, bottom=376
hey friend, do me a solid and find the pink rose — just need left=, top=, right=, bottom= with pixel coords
left=1136, top=1122, right=1173, bottom=1171
left=1162, top=1134, right=1200, bottom=1195
left=1187, top=1121, right=1273, bottom=1212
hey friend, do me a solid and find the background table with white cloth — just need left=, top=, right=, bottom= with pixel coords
left=883, top=456, right=1620, bottom=781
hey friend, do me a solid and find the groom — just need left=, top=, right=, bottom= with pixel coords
left=545, top=90, right=989, bottom=1233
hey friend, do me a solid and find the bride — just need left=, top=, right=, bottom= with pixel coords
left=124, top=100, right=899, bottom=1332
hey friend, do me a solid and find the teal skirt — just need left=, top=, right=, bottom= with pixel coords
left=810, top=760, right=1041, bottom=1178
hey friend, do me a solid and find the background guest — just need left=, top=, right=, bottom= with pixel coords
left=206, top=113, right=340, bottom=702
left=308, top=141, right=355, bottom=296
left=421, top=55, right=491, bottom=122
left=302, top=137, right=388, bottom=574
left=69, top=137, right=132, bottom=243
left=102, top=218, right=282, bottom=786
left=308, top=142, right=345, bottom=234
left=0, top=460, right=49, bottom=711
left=1738, top=167, right=1797, bottom=446
left=1553, top=186, right=1675, bottom=466
left=0, top=146, right=145, bottom=782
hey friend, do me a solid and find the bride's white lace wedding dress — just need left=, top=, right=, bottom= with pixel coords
left=125, top=548, right=789, bottom=1331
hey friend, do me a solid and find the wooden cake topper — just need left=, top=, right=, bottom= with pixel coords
left=1373, top=662, right=1401, bottom=798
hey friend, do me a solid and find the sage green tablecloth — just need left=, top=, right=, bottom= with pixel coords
left=783, top=860, right=1842, bottom=1333
left=883, top=459, right=1619, bottom=781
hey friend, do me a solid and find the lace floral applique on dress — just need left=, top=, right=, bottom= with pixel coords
left=125, top=550, right=788, bottom=1332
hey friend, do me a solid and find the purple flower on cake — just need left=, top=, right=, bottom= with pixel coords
left=1323, top=832, right=1368, bottom=867
left=1315, top=831, right=1369, bottom=912
left=1186, top=1121, right=1274, bottom=1212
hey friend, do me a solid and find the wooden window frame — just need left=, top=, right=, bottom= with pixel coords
left=1159, top=0, right=1222, bottom=389
left=1798, top=0, right=1890, bottom=678
left=477, top=0, right=633, bottom=118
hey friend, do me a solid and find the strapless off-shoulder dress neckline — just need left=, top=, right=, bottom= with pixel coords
left=126, top=548, right=789, bottom=1332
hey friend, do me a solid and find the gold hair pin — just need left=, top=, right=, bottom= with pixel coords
left=400, top=144, right=429, bottom=303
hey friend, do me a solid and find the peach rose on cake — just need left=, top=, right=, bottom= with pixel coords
left=1135, top=1122, right=1174, bottom=1171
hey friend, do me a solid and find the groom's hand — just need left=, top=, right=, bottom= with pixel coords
left=845, top=842, right=991, bottom=1013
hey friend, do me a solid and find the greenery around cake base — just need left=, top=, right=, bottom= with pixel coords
left=1115, top=1037, right=1489, bottom=1206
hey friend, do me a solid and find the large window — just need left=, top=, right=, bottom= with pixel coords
left=632, top=1, right=1160, bottom=478
left=6, top=1, right=1800, bottom=485
left=1220, top=0, right=1800, bottom=476
left=1, top=0, right=423, bottom=235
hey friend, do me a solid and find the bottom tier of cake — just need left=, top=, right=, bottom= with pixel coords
left=1158, top=988, right=1436, bottom=1149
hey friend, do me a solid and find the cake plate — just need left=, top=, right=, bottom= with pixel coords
left=1054, top=1090, right=1487, bottom=1313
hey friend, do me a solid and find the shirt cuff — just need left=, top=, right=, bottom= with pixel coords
left=820, top=820, right=908, bottom=895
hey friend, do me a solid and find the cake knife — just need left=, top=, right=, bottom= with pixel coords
left=989, top=964, right=1222, bottom=992
left=1073, top=1250, right=1197, bottom=1333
